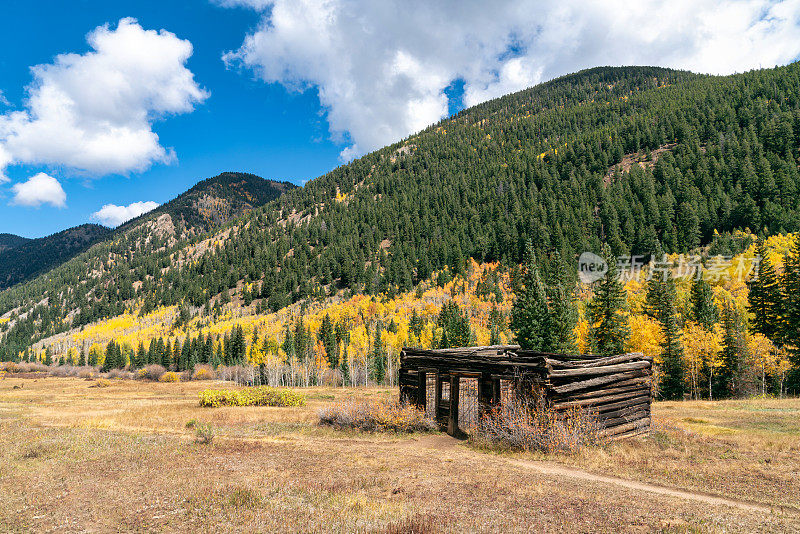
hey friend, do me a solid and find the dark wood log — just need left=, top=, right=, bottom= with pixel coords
left=549, top=360, right=651, bottom=379
left=609, top=427, right=651, bottom=441
left=417, top=370, right=426, bottom=409
left=599, top=417, right=650, bottom=437
left=546, top=352, right=649, bottom=369
left=553, top=381, right=651, bottom=401
left=595, top=399, right=650, bottom=419
left=552, top=391, right=650, bottom=410
left=599, top=410, right=648, bottom=429
left=447, top=374, right=460, bottom=437
left=593, top=395, right=651, bottom=413
left=549, top=370, right=648, bottom=394
left=435, top=373, right=443, bottom=421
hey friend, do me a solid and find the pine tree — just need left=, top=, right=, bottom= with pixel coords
left=510, top=241, right=549, bottom=350
left=748, top=238, right=783, bottom=342
left=587, top=243, right=630, bottom=356
left=409, top=308, right=423, bottom=339
left=371, top=322, right=386, bottom=383
left=717, top=302, right=744, bottom=398
left=161, top=338, right=172, bottom=369
left=545, top=251, right=578, bottom=353
left=436, top=301, right=471, bottom=348
left=320, top=314, right=337, bottom=368
left=339, top=345, right=351, bottom=386
left=783, top=235, right=800, bottom=388
left=690, top=277, right=718, bottom=330
left=646, top=272, right=685, bottom=399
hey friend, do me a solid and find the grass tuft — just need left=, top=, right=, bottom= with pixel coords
left=318, top=399, right=437, bottom=433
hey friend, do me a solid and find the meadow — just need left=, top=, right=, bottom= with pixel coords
left=1, top=377, right=798, bottom=533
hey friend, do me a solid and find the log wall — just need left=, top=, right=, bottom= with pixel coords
left=399, top=345, right=651, bottom=440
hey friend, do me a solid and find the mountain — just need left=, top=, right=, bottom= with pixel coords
left=0, top=172, right=296, bottom=291
left=2, top=63, right=800, bottom=360
left=0, top=224, right=111, bottom=290
left=117, top=172, right=297, bottom=234
left=0, top=234, right=30, bottom=253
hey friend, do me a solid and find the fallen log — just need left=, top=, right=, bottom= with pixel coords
left=549, top=360, right=651, bottom=379
left=549, top=370, right=649, bottom=394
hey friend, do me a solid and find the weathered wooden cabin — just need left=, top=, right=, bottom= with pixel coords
left=399, top=345, right=652, bottom=440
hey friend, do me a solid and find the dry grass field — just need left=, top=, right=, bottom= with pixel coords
left=1, top=376, right=798, bottom=533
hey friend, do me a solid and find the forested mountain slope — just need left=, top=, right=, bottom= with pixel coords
left=0, top=172, right=294, bottom=292
left=0, top=224, right=111, bottom=290
left=2, top=63, right=800, bottom=359
left=0, top=234, right=30, bottom=253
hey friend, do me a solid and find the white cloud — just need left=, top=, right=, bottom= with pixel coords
left=223, top=0, right=800, bottom=160
left=11, top=172, right=66, bottom=208
left=91, top=200, right=160, bottom=227
left=0, top=18, right=208, bottom=181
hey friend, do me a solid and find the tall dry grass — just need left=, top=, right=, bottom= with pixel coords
left=318, top=399, right=437, bottom=433
left=471, top=395, right=602, bottom=453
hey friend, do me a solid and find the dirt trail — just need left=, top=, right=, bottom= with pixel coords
left=412, top=434, right=793, bottom=515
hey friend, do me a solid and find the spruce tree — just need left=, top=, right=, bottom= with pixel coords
left=717, top=302, right=744, bottom=398
left=371, top=322, right=386, bottom=384
left=545, top=251, right=578, bottom=353
left=646, top=272, right=685, bottom=399
left=339, top=345, right=351, bottom=386
left=748, top=238, right=783, bottom=342
left=690, top=277, right=718, bottom=330
left=783, top=236, right=800, bottom=387
left=510, top=241, right=549, bottom=350
left=320, top=314, right=337, bottom=368
left=587, top=243, right=630, bottom=356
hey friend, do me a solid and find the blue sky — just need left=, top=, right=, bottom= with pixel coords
left=2, top=0, right=799, bottom=238
left=0, top=1, right=343, bottom=237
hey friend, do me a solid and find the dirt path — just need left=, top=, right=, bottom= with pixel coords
left=411, top=434, right=793, bottom=515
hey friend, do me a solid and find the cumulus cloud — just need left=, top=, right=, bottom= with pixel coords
left=222, top=0, right=800, bottom=160
left=91, top=200, right=160, bottom=227
left=0, top=17, right=208, bottom=181
left=11, top=172, right=66, bottom=208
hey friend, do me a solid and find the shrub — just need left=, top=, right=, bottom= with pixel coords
left=191, top=365, right=215, bottom=381
left=3, top=362, right=49, bottom=374
left=194, top=423, right=215, bottom=444
left=185, top=418, right=198, bottom=429
left=470, top=395, right=602, bottom=454
left=139, top=364, right=166, bottom=381
left=106, top=369, right=134, bottom=380
left=159, top=371, right=180, bottom=383
left=92, top=378, right=112, bottom=388
left=199, top=387, right=306, bottom=408
left=318, top=399, right=437, bottom=433
left=78, top=368, right=95, bottom=379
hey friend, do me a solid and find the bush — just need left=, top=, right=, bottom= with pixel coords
left=194, top=423, right=215, bottom=444
left=159, top=371, right=180, bottom=383
left=78, top=368, right=96, bottom=379
left=470, top=394, right=602, bottom=453
left=191, top=365, right=215, bottom=381
left=92, top=378, right=112, bottom=388
left=106, top=369, right=134, bottom=380
left=138, top=364, right=166, bottom=381
left=199, top=387, right=306, bottom=408
left=3, top=361, right=49, bottom=374
left=318, top=399, right=437, bottom=433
